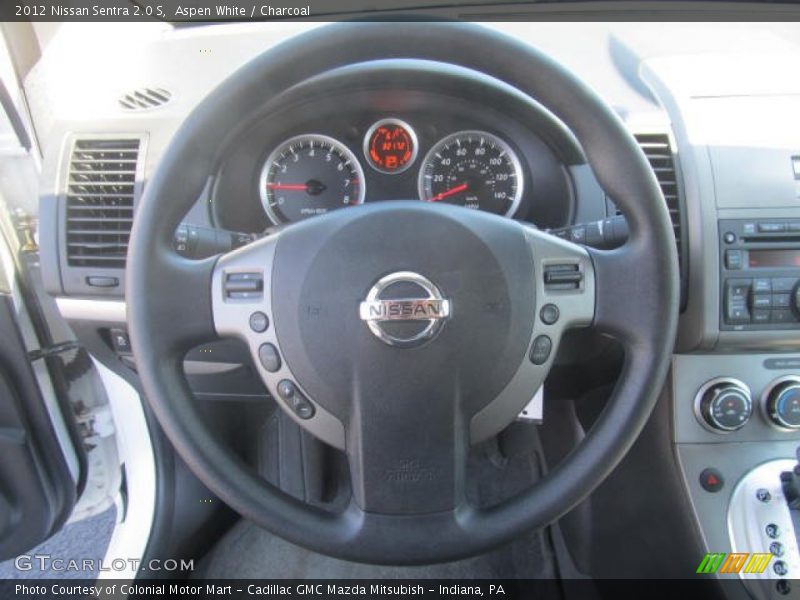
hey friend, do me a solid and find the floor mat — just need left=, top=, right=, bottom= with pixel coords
left=198, top=518, right=555, bottom=579
left=0, top=507, right=116, bottom=579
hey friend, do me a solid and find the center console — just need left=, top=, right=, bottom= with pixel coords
left=637, top=47, right=800, bottom=596
left=675, top=353, right=800, bottom=598
left=675, top=212, right=800, bottom=598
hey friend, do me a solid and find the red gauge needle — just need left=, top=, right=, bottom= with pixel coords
left=430, top=183, right=468, bottom=202
left=267, top=183, right=308, bottom=191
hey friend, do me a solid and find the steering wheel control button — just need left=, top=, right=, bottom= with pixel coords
left=277, top=380, right=315, bottom=420
left=695, top=378, right=752, bottom=432
left=277, top=379, right=296, bottom=399
left=359, top=271, right=451, bottom=348
left=225, top=272, right=263, bottom=300
left=530, top=335, right=553, bottom=365
left=767, top=523, right=781, bottom=539
left=258, top=343, right=282, bottom=373
left=699, top=468, right=724, bottom=493
left=544, top=264, right=582, bottom=290
left=292, top=397, right=315, bottom=420
left=249, top=312, right=269, bottom=333
left=765, top=378, right=800, bottom=430
left=540, top=304, right=560, bottom=325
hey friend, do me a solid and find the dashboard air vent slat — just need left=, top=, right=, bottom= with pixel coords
left=65, top=139, right=140, bottom=269
left=632, top=133, right=688, bottom=309
left=118, top=87, right=172, bottom=111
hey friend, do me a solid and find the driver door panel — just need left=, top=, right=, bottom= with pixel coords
left=0, top=288, right=78, bottom=559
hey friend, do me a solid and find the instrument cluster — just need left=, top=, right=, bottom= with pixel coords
left=258, top=119, right=525, bottom=226
left=210, top=90, right=575, bottom=234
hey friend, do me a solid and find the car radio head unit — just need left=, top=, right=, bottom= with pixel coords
left=720, top=219, right=800, bottom=331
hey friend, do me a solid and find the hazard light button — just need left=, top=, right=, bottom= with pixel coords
left=699, top=468, right=725, bottom=493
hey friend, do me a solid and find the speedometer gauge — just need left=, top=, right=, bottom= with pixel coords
left=259, top=134, right=365, bottom=225
left=418, top=131, right=523, bottom=217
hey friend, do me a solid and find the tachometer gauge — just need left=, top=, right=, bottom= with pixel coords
left=418, top=131, right=523, bottom=217
left=259, top=134, right=365, bottom=225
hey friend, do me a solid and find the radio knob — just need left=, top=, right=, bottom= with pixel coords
left=697, top=380, right=752, bottom=432
left=793, top=283, right=800, bottom=315
left=766, top=379, right=800, bottom=430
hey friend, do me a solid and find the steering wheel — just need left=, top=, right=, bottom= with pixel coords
left=127, top=22, right=678, bottom=565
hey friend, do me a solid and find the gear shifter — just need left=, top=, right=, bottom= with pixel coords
left=780, top=447, right=800, bottom=561
left=778, top=448, right=800, bottom=583
left=728, top=456, right=800, bottom=594
left=780, top=447, right=800, bottom=510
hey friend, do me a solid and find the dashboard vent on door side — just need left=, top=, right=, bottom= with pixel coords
left=65, top=139, right=140, bottom=269
left=632, top=133, right=688, bottom=309
left=118, top=87, right=172, bottom=111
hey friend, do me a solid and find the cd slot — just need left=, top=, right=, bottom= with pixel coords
left=741, top=235, right=800, bottom=244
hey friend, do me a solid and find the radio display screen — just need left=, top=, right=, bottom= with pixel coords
left=748, top=249, right=800, bottom=268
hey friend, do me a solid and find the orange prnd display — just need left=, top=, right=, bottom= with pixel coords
left=364, top=120, right=417, bottom=174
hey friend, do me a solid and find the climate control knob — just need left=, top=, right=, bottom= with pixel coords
left=696, top=379, right=752, bottom=432
left=765, top=378, right=800, bottom=430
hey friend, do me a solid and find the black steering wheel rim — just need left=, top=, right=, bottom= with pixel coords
left=127, top=22, right=678, bottom=565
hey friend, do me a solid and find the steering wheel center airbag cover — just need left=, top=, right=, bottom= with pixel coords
left=271, top=201, right=535, bottom=423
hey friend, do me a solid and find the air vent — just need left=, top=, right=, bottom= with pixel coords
left=65, top=138, right=140, bottom=269
left=633, top=133, right=688, bottom=308
left=118, top=87, right=171, bottom=111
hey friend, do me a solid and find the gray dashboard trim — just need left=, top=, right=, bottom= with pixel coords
left=56, top=297, right=126, bottom=323
left=640, top=60, right=719, bottom=352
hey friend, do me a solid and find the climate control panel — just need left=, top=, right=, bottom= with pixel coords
left=695, top=378, right=753, bottom=433
left=690, top=372, right=800, bottom=437
left=764, top=377, right=800, bottom=432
